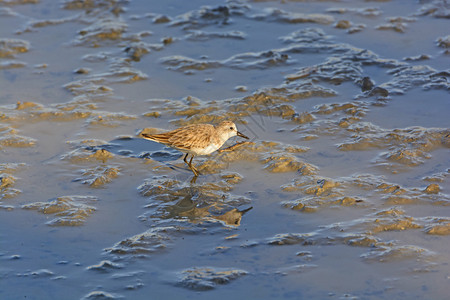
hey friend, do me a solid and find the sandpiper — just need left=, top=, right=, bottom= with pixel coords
left=141, top=120, right=249, bottom=176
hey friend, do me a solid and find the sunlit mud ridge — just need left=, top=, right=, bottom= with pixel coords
left=282, top=173, right=450, bottom=212
left=57, top=139, right=129, bottom=191
left=263, top=206, right=444, bottom=264
left=105, top=226, right=176, bottom=256
left=0, top=38, right=29, bottom=69
left=0, top=163, right=25, bottom=204
left=1, top=99, right=137, bottom=125
left=73, top=165, right=120, bottom=187
left=22, top=195, right=98, bottom=226
left=0, top=39, right=30, bottom=58
left=339, top=124, right=450, bottom=171
left=0, top=124, right=36, bottom=148
left=139, top=83, right=336, bottom=126
left=375, top=16, right=417, bottom=33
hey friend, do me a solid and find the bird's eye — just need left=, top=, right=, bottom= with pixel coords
left=230, top=127, right=233, bottom=130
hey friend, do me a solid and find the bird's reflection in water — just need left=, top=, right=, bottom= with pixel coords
left=145, top=178, right=252, bottom=227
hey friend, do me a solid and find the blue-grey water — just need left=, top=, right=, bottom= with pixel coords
left=1, top=0, right=449, bottom=299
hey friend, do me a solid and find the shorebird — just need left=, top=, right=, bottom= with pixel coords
left=141, top=120, right=249, bottom=176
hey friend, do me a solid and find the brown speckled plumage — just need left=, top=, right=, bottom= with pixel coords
left=142, top=121, right=248, bottom=176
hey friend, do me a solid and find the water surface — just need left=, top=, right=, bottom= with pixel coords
left=1, top=0, right=449, bottom=299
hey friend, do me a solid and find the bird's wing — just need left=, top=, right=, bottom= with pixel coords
left=168, top=124, right=213, bottom=150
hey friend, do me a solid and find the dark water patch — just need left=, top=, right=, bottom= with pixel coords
left=365, top=89, right=450, bottom=128
left=104, top=137, right=182, bottom=161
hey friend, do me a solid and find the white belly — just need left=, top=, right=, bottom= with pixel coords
left=190, top=143, right=221, bottom=155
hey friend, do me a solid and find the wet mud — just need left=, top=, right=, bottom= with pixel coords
left=0, top=0, right=449, bottom=299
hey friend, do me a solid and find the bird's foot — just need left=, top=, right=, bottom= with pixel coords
left=187, top=163, right=201, bottom=177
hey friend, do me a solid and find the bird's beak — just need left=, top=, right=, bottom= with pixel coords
left=237, top=131, right=249, bottom=139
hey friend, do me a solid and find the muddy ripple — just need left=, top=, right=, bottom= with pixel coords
left=415, top=0, right=450, bottom=18
left=169, top=4, right=249, bottom=29
left=0, top=163, right=26, bottom=204
left=1, top=99, right=137, bottom=131
left=22, top=195, right=98, bottom=226
left=175, top=267, right=248, bottom=291
left=265, top=206, right=442, bottom=266
left=251, top=7, right=334, bottom=25
left=161, top=49, right=292, bottom=72
left=339, top=125, right=449, bottom=171
left=0, top=38, right=29, bottom=58
left=283, top=173, right=450, bottom=211
left=73, top=166, right=120, bottom=187
left=74, top=17, right=128, bottom=47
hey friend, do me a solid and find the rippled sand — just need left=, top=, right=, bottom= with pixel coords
left=1, top=0, right=449, bottom=299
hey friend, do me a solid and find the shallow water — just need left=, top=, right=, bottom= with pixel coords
left=1, top=0, right=449, bottom=299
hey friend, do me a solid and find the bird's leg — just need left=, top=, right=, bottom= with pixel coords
left=183, top=154, right=200, bottom=176
left=188, top=155, right=201, bottom=176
